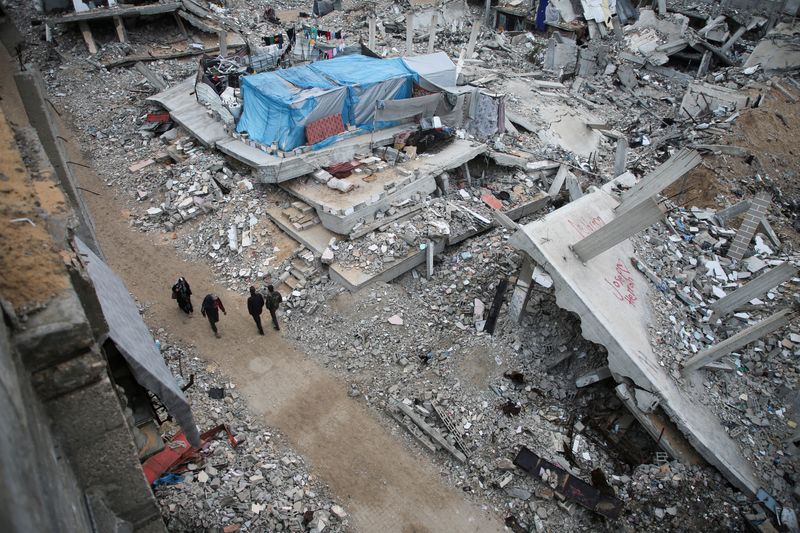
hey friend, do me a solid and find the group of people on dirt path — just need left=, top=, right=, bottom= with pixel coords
left=171, top=277, right=282, bottom=338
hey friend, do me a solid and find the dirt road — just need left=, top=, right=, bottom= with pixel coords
left=55, top=113, right=504, bottom=532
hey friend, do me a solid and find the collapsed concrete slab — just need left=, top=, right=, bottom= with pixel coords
left=509, top=189, right=761, bottom=496
left=281, top=140, right=487, bottom=235
left=148, top=78, right=408, bottom=183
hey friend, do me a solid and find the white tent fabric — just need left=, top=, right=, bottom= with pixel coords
left=402, top=52, right=457, bottom=91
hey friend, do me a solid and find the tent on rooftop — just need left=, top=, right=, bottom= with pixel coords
left=235, top=53, right=458, bottom=152
left=308, top=55, right=416, bottom=129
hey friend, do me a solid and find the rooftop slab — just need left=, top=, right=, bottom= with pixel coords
left=281, top=140, right=487, bottom=235
left=509, top=189, right=761, bottom=497
left=149, top=78, right=411, bottom=183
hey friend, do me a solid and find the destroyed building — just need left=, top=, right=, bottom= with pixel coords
left=2, top=0, right=800, bottom=529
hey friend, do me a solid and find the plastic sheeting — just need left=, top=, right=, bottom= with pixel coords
left=309, top=55, right=415, bottom=129
left=402, top=52, right=457, bottom=91
left=237, top=53, right=459, bottom=150
left=375, top=93, right=442, bottom=121
left=236, top=70, right=347, bottom=151
left=74, top=238, right=200, bottom=447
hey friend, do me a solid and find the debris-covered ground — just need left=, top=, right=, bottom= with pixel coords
left=155, top=335, right=350, bottom=532
left=7, top=0, right=800, bottom=529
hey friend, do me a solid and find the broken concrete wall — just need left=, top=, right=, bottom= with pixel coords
left=412, top=0, right=469, bottom=31
left=0, top=317, right=94, bottom=533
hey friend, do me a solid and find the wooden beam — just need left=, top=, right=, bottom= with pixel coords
left=683, top=309, right=796, bottom=372
left=710, top=263, right=798, bottom=317
left=78, top=21, right=97, bottom=55
left=112, top=16, right=128, bottom=43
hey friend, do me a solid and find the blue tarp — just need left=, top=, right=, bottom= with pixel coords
left=309, top=55, right=415, bottom=129
left=236, top=70, right=347, bottom=151
left=237, top=54, right=425, bottom=151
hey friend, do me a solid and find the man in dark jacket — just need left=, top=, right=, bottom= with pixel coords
left=264, top=285, right=283, bottom=331
left=247, top=286, right=265, bottom=335
left=201, top=294, right=226, bottom=338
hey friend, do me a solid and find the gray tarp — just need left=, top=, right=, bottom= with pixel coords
left=375, top=93, right=442, bottom=121
left=74, top=238, right=200, bottom=447
left=402, top=52, right=457, bottom=91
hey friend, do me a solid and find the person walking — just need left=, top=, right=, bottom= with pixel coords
left=264, top=285, right=283, bottom=331
left=171, top=277, right=193, bottom=316
left=200, top=293, right=226, bottom=338
left=247, top=286, right=265, bottom=335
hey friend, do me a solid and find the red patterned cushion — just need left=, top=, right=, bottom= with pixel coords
left=306, top=114, right=345, bottom=145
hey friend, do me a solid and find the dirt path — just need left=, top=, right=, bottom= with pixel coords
left=52, top=111, right=504, bottom=532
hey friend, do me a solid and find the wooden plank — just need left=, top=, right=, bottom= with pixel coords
left=49, top=2, right=181, bottom=24
left=78, top=21, right=97, bottom=55
left=683, top=309, right=795, bottom=372
left=112, top=16, right=128, bottom=43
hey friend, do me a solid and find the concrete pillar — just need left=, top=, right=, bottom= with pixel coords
left=406, top=12, right=414, bottom=55
left=613, top=138, right=628, bottom=177
left=462, top=163, right=472, bottom=187
left=728, top=191, right=771, bottom=261
left=572, top=197, right=665, bottom=263
left=426, top=240, right=434, bottom=279
left=616, top=148, right=702, bottom=216
left=566, top=173, right=583, bottom=201
left=427, top=14, right=438, bottom=54
left=368, top=16, right=376, bottom=50
left=548, top=165, right=568, bottom=196
left=484, top=0, right=492, bottom=27
left=466, top=21, right=481, bottom=59
left=697, top=51, right=712, bottom=78
left=575, top=366, right=612, bottom=387
left=683, top=308, right=796, bottom=372
left=219, top=30, right=228, bottom=56
left=508, top=256, right=534, bottom=323
left=616, top=384, right=704, bottom=465
left=721, top=25, right=747, bottom=53
left=657, top=0, right=667, bottom=14
left=711, top=263, right=798, bottom=317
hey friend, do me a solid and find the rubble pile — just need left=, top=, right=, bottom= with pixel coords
left=8, top=0, right=800, bottom=527
left=157, top=339, right=349, bottom=533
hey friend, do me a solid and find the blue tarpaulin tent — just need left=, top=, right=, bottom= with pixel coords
left=236, top=54, right=454, bottom=152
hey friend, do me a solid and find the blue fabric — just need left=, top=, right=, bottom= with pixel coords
left=236, top=55, right=418, bottom=150
left=310, top=55, right=415, bottom=130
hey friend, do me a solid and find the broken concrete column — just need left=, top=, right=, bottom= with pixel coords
left=616, top=148, right=702, bottom=215
left=406, top=12, right=414, bottom=55
left=368, top=16, right=376, bottom=50
left=465, top=21, right=481, bottom=59
left=683, top=308, right=796, bottom=373
left=711, top=262, right=798, bottom=317
left=572, top=197, right=665, bottom=263
left=727, top=191, right=771, bottom=261
left=427, top=13, right=438, bottom=54
left=508, top=256, right=534, bottom=323
left=426, top=240, right=434, bottom=279
left=613, top=138, right=628, bottom=177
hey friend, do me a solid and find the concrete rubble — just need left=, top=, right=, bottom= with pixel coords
left=157, top=336, right=348, bottom=532
left=8, top=0, right=800, bottom=528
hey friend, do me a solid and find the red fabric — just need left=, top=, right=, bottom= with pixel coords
left=305, top=114, right=345, bottom=145
left=481, top=193, right=504, bottom=210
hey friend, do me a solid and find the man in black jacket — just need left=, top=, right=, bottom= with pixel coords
left=200, top=294, right=226, bottom=338
left=264, top=285, right=283, bottom=331
left=247, top=286, right=265, bottom=335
